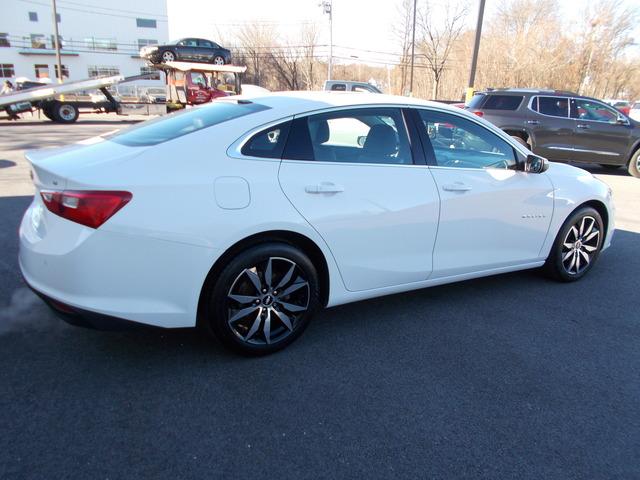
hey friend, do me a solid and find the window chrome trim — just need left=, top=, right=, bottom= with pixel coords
left=227, top=115, right=294, bottom=161
left=547, top=146, right=620, bottom=156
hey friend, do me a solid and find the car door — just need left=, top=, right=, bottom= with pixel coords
left=413, top=108, right=554, bottom=278
left=527, top=96, right=575, bottom=161
left=568, top=98, right=632, bottom=164
left=278, top=107, right=440, bottom=292
left=178, top=38, right=199, bottom=61
left=197, top=39, right=214, bottom=62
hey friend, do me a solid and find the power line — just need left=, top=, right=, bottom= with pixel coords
left=56, top=0, right=168, bottom=18
left=17, top=0, right=168, bottom=21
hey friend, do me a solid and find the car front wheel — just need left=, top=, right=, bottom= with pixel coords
left=161, top=50, right=176, bottom=63
left=204, top=243, right=320, bottom=355
left=543, top=206, right=604, bottom=282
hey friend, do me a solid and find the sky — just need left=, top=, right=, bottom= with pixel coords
left=167, top=0, right=640, bottom=66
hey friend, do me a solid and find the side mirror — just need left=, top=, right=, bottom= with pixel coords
left=524, top=154, right=549, bottom=174
left=616, top=114, right=630, bottom=126
left=357, top=135, right=367, bottom=147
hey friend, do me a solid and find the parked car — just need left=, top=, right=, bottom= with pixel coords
left=140, top=87, right=166, bottom=104
left=604, top=99, right=631, bottom=116
left=466, top=88, right=640, bottom=177
left=20, top=92, right=614, bottom=355
left=324, top=80, right=382, bottom=93
left=140, top=38, right=232, bottom=65
left=629, top=102, right=640, bottom=122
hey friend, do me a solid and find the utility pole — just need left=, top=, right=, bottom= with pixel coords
left=466, top=0, right=485, bottom=103
left=408, top=0, right=417, bottom=96
left=320, top=0, right=333, bottom=81
left=52, top=0, right=63, bottom=83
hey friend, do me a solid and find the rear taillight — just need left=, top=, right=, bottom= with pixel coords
left=40, top=190, right=132, bottom=229
left=472, top=110, right=484, bottom=117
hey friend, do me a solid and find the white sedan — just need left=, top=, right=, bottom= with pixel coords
left=19, top=92, right=615, bottom=355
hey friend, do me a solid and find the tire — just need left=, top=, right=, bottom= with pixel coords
left=161, top=50, right=176, bottom=63
left=42, top=105, right=55, bottom=121
left=510, top=135, right=529, bottom=148
left=600, top=164, right=620, bottom=170
left=52, top=103, right=79, bottom=123
left=203, top=243, right=320, bottom=355
left=628, top=149, right=640, bottom=178
left=543, top=206, right=604, bottom=282
left=212, top=55, right=225, bottom=65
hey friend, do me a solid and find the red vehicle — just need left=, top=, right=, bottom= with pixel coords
left=161, top=62, right=246, bottom=106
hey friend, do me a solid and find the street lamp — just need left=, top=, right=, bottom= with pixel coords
left=319, top=0, right=333, bottom=81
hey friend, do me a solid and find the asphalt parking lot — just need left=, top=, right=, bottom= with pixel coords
left=1, top=115, right=639, bottom=479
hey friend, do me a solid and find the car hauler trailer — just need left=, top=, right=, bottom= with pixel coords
left=0, top=74, right=165, bottom=123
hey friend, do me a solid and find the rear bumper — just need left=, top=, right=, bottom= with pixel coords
left=26, top=279, right=154, bottom=331
left=19, top=196, right=220, bottom=329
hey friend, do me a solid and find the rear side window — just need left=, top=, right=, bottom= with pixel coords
left=466, top=93, right=486, bottom=109
left=109, top=101, right=270, bottom=146
left=241, top=121, right=291, bottom=158
left=534, top=96, right=569, bottom=118
left=482, top=95, right=523, bottom=110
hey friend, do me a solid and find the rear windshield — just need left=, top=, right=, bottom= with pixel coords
left=466, top=93, right=486, bottom=109
left=482, top=95, right=523, bottom=110
left=108, top=101, right=270, bottom=146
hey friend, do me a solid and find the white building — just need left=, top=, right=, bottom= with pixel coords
left=0, top=0, right=168, bottom=90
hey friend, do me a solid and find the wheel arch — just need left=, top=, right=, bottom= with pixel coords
left=197, top=230, right=331, bottom=327
left=627, top=139, right=640, bottom=165
left=577, top=199, right=610, bottom=242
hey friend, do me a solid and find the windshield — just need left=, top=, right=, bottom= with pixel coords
left=108, top=101, right=270, bottom=147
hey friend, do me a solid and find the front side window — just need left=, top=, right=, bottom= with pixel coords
left=284, top=108, right=412, bottom=165
left=571, top=99, right=620, bottom=123
left=108, top=101, right=270, bottom=147
left=330, top=84, right=346, bottom=91
left=534, top=96, right=569, bottom=118
left=416, top=109, right=517, bottom=169
left=241, top=121, right=291, bottom=158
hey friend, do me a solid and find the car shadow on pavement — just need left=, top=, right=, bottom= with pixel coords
left=0, top=159, right=16, bottom=169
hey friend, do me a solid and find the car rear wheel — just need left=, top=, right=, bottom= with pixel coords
left=628, top=149, right=640, bottom=178
left=161, top=50, right=176, bottom=63
left=52, top=103, right=79, bottom=123
left=543, top=206, right=603, bottom=282
left=510, top=135, right=529, bottom=148
left=212, top=55, right=225, bottom=65
left=203, top=243, right=320, bottom=355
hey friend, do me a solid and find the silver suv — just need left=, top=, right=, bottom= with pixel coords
left=466, top=89, right=640, bottom=177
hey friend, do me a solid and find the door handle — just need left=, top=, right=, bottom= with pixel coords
left=442, top=183, right=472, bottom=192
left=305, top=183, right=345, bottom=194
left=526, top=120, right=540, bottom=125
left=577, top=124, right=590, bottom=129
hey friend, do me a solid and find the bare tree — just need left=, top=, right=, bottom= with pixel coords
left=392, top=0, right=414, bottom=95
left=234, top=23, right=278, bottom=87
left=417, top=1, right=468, bottom=99
left=300, top=23, right=321, bottom=89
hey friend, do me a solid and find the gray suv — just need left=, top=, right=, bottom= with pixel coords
left=466, top=89, right=640, bottom=177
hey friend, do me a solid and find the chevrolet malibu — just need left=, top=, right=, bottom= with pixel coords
left=19, top=92, right=615, bottom=355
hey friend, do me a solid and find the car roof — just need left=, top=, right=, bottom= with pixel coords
left=232, top=91, right=451, bottom=114
left=477, top=88, right=581, bottom=97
